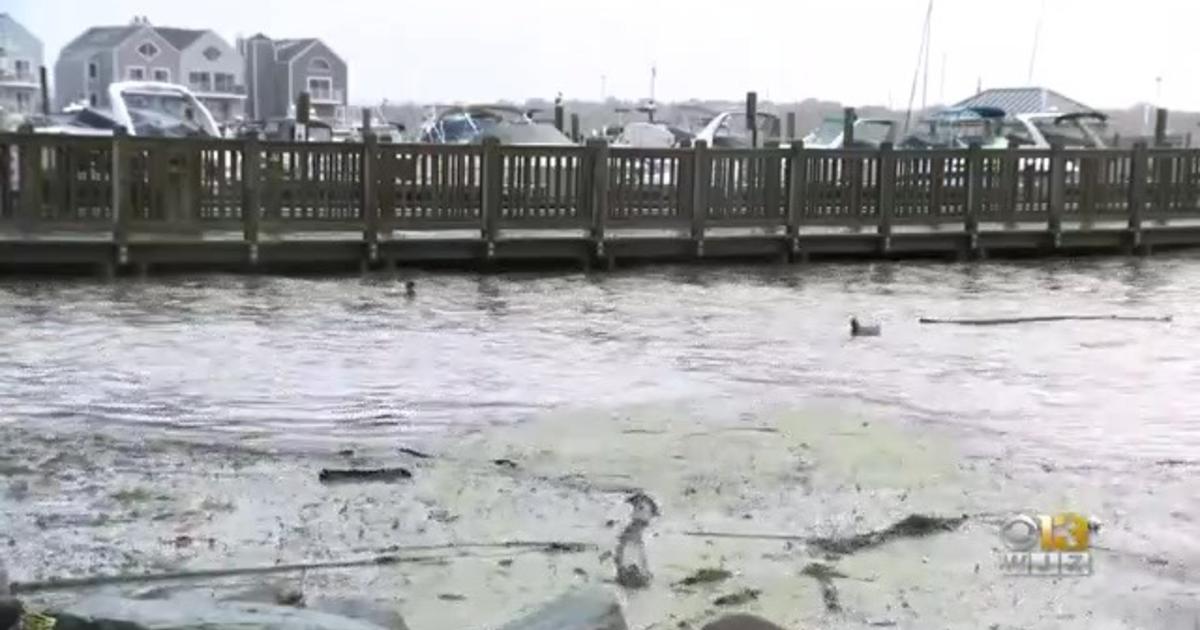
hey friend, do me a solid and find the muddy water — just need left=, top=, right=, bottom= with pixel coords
left=1, top=258, right=1199, bottom=629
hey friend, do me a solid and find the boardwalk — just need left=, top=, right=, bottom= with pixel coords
left=2, top=132, right=1199, bottom=273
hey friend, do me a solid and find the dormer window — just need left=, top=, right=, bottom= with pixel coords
left=202, top=46, right=221, bottom=61
left=137, top=41, right=160, bottom=60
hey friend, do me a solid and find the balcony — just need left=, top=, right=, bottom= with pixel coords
left=0, top=69, right=38, bottom=87
left=309, top=88, right=344, bottom=104
left=188, top=82, right=248, bottom=98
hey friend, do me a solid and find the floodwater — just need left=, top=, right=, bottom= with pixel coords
left=1, top=257, right=1199, bottom=629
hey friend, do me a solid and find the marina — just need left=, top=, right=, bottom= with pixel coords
left=2, top=128, right=1200, bottom=274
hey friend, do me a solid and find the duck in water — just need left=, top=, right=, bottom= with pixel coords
left=404, top=281, right=416, bottom=298
left=849, top=316, right=880, bottom=337
left=615, top=491, right=659, bottom=589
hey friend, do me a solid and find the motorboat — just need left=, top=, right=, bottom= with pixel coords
left=417, top=104, right=573, bottom=145
left=692, top=111, right=783, bottom=148
left=609, top=103, right=693, bottom=148
left=33, top=81, right=221, bottom=138
left=803, top=117, right=898, bottom=149
left=899, top=106, right=1008, bottom=149
left=1004, top=112, right=1109, bottom=149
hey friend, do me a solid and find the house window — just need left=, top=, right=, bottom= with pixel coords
left=16, top=92, right=31, bottom=112
left=309, top=57, right=331, bottom=72
left=136, top=41, right=160, bottom=60
left=189, top=71, right=211, bottom=91
left=213, top=73, right=235, bottom=92
left=202, top=46, right=222, bottom=61
left=127, top=66, right=145, bottom=80
left=307, top=76, right=333, bottom=100
left=89, top=93, right=98, bottom=106
left=13, top=60, right=31, bottom=79
left=153, top=68, right=170, bottom=82
left=88, top=61, right=98, bottom=79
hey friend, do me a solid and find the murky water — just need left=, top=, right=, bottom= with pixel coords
left=2, top=257, right=1199, bottom=629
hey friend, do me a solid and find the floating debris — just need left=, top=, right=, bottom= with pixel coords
left=808, top=514, right=968, bottom=556
left=713, top=589, right=760, bottom=607
left=437, top=593, right=466, bottom=602
left=700, top=614, right=789, bottom=630
left=493, top=458, right=519, bottom=469
left=918, top=315, right=1171, bottom=326
left=399, top=447, right=433, bottom=460
left=800, top=563, right=843, bottom=613
left=675, top=568, right=732, bottom=587
left=318, top=468, right=412, bottom=484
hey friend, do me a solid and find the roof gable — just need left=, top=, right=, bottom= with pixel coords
left=60, top=25, right=138, bottom=57
left=952, top=87, right=1094, bottom=116
left=154, top=27, right=206, bottom=50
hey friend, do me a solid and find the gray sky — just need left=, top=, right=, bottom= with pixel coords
left=7, top=0, right=1190, bottom=109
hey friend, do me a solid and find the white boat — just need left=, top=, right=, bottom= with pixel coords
left=34, top=81, right=220, bottom=138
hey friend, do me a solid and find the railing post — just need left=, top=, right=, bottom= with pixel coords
left=1047, top=143, right=1065, bottom=247
left=241, top=137, right=261, bottom=264
left=877, top=142, right=895, bottom=253
left=571, top=113, right=581, bottom=143
left=787, top=140, right=807, bottom=257
left=481, top=136, right=501, bottom=257
left=16, top=130, right=41, bottom=232
left=362, top=131, right=379, bottom=264
left=1001, top=139, right=1019, bottom=228
left=786, top=112, right=796, bottom=140
left=112, top=127, right=130, bottom=266
left=587, top=138, right=609, bottom=260
left=764, top=141, right=782, bottom=242
left=691, top=139, right=709, bottom=257
left=965, top=142, right=983, bottom=253
left=1128, top=142, right=1147, bottom=249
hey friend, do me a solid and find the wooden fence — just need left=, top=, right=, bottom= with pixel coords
left=3, top=132, right=1200, bottom=265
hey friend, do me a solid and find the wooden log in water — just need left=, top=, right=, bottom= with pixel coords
left=918, top=315, right=1172, bottom=326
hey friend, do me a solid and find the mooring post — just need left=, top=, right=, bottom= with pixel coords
left=842, top=107, right=857, bottom=148
left=1154, top=108, right=1169, bottom=147
left=786, top=140, right=806, bottom=261
left=554, top=103, right=565, bottom=134
left=571, top=113, right=580, bottom=143
left=1128, top=141, right=1148, bottom=253
left=877, top=142, right=895, bottom=255
left=965, top=142, right=983, bottom=257
left=16, top=127, right=41, bottom=234
left=1047, top=143, right=1065, bottom=249
left=111, top=127, right=130, bottom=272
left=361, top=109, right=379, bottom=270
left=481, top=136, right=502, bottom=260
left=241, top=136, right=261, bottom=266
left=1000, top=138, right=1019, bottom=228
left=786, top=111, right=796, bottom=141
left=587, top=138, right=609, bottom=266
left=691, top=139, right=709, bottom=258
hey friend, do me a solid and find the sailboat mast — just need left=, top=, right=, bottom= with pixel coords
left=903, top=0, right=934, bottom=134
left=921, top=1, right=932, bottom=112
left=1028, top=0, right=1047, bottom=83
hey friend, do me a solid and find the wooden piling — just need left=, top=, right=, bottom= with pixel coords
left=842, top=107, right=857, bottom=147
left=691, top=140, right=710, bottom=255
left=1154, top=109, right=1169, bottom=147
left=877, top=142, right=895, bottom=249
left=786, top=112, right=796, bottom=140
left=587, top=138, right=609, bottom=258
left=571, top=113, right=580, bottom=143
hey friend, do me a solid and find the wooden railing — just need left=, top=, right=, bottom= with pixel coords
left=4, top=132, right=1200, bottom=259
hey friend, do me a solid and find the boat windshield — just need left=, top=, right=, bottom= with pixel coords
left=807, top=120, right=844, bottom=145
left=855, top=121, right=895, bottom=147
left=439, top=115, right=479, bottom=143
left=121, top=91, right=210, bottom=137
left=1031, top=116, right=1107, bottom=148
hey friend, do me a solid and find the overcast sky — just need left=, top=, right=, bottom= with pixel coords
left=6, top=0, right=1191, bottom=109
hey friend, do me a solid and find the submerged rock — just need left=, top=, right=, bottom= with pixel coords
left=700, top=614, right=790, bottom=630
left=496, top=587, right=628, bottom=630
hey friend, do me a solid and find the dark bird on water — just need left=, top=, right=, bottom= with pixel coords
left=850, top=317, right=881, bottom=337
left=404, top=281, right=416, bottom=298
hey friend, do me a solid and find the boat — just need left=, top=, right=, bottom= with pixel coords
left=416, top=104, right=573, bottom=145
left=692, top=110, right=783, bottom=148
left=32, top=81, right=221, bottom=138
left=1004, top=112, right=1109, bottom=149
left=899, top=106, right=1008, bottom=149
left=803, top=117, right=898, bottom=149
left=607, top=101, right=692, bottom=148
